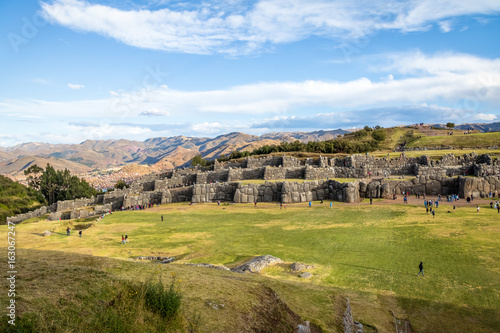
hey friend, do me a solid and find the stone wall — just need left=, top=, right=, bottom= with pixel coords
left=192, top=183, right=238, bottom=203
left=228, top=168, right=265, bottom=181
left=263, top=166, right=286, bottom=180
left=233, top=182, right=283, bottom=203
left=8, top=152, right=500, bottom=224
left=283, top=156, right=302, bottom=168
left=6, top=206, right=50, bottom=224
left=305, top=166, right=336, bottom=180
left=460, top=175, right=500, bottom=198
left=247, top=156, right=283, bottom=168
left=196, top=170, right=229, bottom=184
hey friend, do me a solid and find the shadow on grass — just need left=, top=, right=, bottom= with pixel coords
left=396, top=295, right=500, bottom=333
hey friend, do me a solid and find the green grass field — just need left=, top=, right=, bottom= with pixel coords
left=406, top=132, right=500, bottom=149
left=2, top=201, right=500, bottom=332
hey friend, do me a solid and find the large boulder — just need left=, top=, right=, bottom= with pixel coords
left=231, top=255, right=283, bottom=273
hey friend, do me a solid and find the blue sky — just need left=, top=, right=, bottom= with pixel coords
left=1, top=0, right=500, bottom=147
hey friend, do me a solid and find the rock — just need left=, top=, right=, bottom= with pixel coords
left=185, top=263, right=230, bottom=271
left=43, top=230, right=51, bottom=236
left=290, top=263, right=315, bottom=271
left=231, top=255, right=283, bottom=273
left=297, top=321, right=311, bottom=333
left=161, top=257, right=175, bottom=264
left=300, top=272, right=313, bottom=279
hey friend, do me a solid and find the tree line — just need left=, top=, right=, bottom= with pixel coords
left=24, top=164, right=98, bottom=205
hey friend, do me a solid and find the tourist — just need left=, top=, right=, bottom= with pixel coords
left=309, top=201, right=312, bottom=208
left=121, top=235, right=125, bottom=244
left=432, top=209, right=435, bottom=218
left=370, top=197, right=373, bottom=205
left=426, top=207, right=429, bottom=214
left=79, top=230, right=82, bottom=237
left=477, top=206, right=480, bottom=213
left=418, top=262, right=424, bottom=277
left=66, top=227, right=71, bottom=236
left=161, top=215, right=163, bottom=221
left=330, top=201, right=333, bottom=208
left=125, top=234, right=129, bottom=243
left=453, top=205, right=455, bottom=213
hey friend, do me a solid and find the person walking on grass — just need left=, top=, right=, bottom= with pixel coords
left=432, top=209, right=435, bottom=218
left=79, top=230, right=82, bottom=237
left=477, top=206, right=480, bottom=213
left=121, top=235, right=125, bottom=244
left=418, top=262, right=424, bottom=276
left=125, top=234, right=129, bottom=243
left=161, top=214, right=163, bottom=222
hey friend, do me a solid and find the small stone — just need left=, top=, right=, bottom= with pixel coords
left=300, top=272, right=313, bottom=279
left=43, top=231, right=51, bottom=236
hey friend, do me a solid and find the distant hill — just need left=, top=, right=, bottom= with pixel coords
left=0, top=155, right=93, bottom=176
left=0, top=129, right=347, bottom=175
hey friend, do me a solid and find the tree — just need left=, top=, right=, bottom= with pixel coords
left=191, top=155, right=208, bottom=167
left=115, top=179, right=127, bottom=190
left=24, top=164, right=44, bottom=191
left=24, top=164, right=98, bottom=205
left=446, top=122, right=455, bottom=128
left=364, top=125, right=373, bottom=131
left=371, top=129, right=387, bottom=142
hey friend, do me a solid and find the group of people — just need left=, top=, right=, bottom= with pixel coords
left=66, top=227, right=82, bottom=237
left=121, top=234, right=129, bottom=244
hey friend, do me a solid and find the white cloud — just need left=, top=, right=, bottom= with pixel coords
left=2, top=52, right=500, bottom=118
left=473, top=113, right=498, bottom=121
left=41, top=0, right=500, bottom=55
left=139, top=108, right=170, bottom=116
left=2, top=51, right=500, bottom=145
left=438, top=20, right=453, bottom=32
left=68, top=83, right=85, bottom=89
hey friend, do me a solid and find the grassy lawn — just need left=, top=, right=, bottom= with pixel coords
left=373, top=149, right=500, bottom=159
left=407, top=132, right=500, bottom=149
left=3, top=202, right=500, bottom=332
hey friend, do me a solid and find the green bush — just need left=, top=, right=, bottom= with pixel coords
left=371, top=129, right=387, bottom=142
left=145, top=273, right=182, bottom=321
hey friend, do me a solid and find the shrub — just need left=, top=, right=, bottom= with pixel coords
left=144, top=273, right=182, bottom=321
left=371, top=129, right=387, bottom=142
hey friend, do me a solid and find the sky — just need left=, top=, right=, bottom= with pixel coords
left=1, top=0, right=500, bottom=147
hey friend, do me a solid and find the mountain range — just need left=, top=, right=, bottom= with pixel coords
left=0, top=130, right=347, bottom=176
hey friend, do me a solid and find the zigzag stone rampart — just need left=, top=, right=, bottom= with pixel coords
left=6, top=153, right=500, bottom=224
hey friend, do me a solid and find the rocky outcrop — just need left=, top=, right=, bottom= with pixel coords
left=231, top=255, right=283, bottom=273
